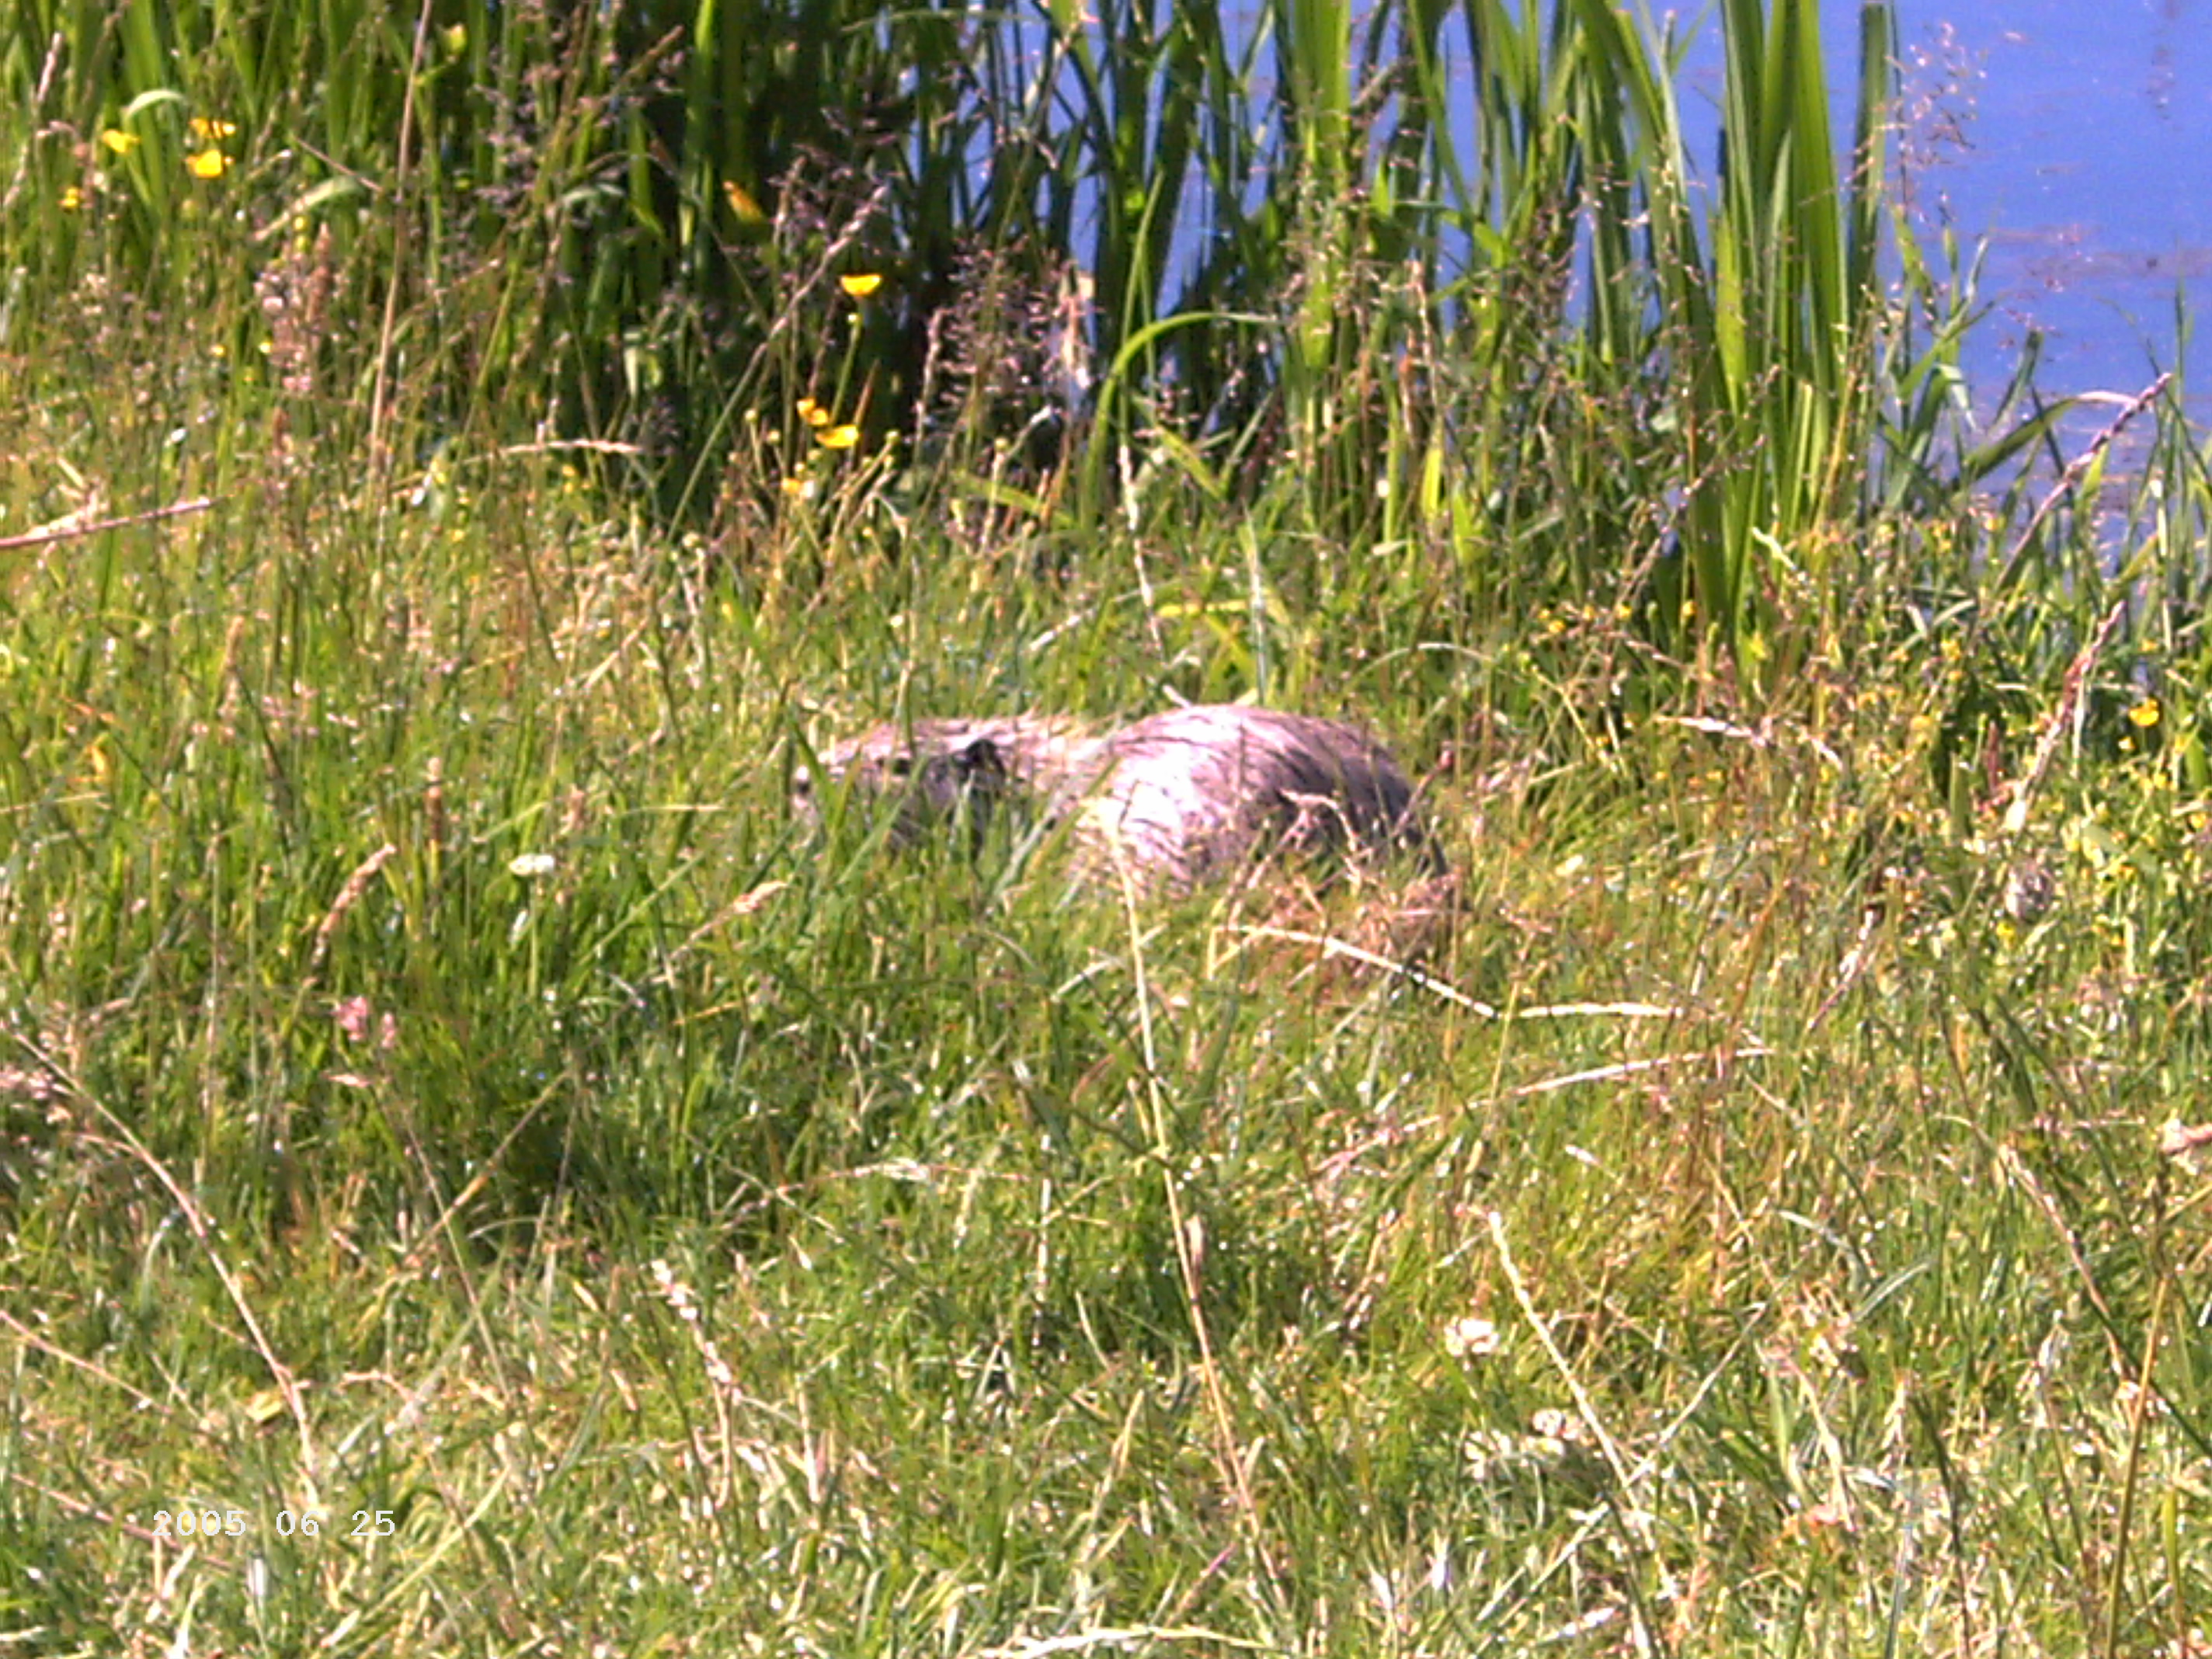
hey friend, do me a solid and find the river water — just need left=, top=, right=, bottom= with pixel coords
left=1693, top=0, right=2211, bottom=412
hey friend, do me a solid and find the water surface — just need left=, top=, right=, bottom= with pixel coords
left=1711, top=1, right=2212, bottom=409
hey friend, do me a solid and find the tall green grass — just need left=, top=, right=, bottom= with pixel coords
left=3, top=0, right=1986, bottom=627
left=9, top=0, right=2212, bottom=1653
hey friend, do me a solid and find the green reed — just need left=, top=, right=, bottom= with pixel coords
left=1, top=0, right=1953, bottom=595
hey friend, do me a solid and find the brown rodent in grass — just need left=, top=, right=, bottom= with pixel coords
left=798, top=704, right=1439, bottom=888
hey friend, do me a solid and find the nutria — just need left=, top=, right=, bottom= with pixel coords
left=798, top=704, right=1438, bottom=888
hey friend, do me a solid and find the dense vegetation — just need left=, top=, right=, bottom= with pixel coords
left=7, top=0, right=2212, bottom=1651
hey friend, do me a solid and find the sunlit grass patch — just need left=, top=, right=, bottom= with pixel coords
left=6, top=440, right=2212, bottom=1649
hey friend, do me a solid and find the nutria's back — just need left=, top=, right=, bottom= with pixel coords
left=1081, top=705, right=1433, bottom=882
left=803, top=704, right=1437, bottom=887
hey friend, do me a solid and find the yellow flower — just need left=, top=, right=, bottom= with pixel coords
left=186, top=147, right=231, bottom=179
left=187, top=117, right=239, bottom=143
left=795, top=397, right=830, bottom=427
left=58, top=186, right=82, bottom=211
left=817, top=424, right=861, bottom=450
left=781, top=475, right=817, bottom=501
left=2128, top=697, right=2161, bottom=729
left=722, top=179, right=767, bottom=226
left=100, top=128, right=140, bottom=157
left=840, top=272, right=883, bottom=298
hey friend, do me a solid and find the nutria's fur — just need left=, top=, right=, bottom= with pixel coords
left=800, top=705, right=1438, bottom=888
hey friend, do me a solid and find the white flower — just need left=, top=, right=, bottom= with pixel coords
left=1442, top=1316, right=1501, bottom=1358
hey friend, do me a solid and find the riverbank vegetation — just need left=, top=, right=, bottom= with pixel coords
left=7, top=0, right=2212, bottom=1651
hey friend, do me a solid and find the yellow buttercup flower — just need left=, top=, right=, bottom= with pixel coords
left=187, top=117, right=239, bottom=143
left=840, top=273, right=883, bottom=298
left=2128, top=697, right=2161, bottom=729
left=186, top=147, right=231, bottom=179
left=101, top=128, right=140, bottom=157
left=795, top=397, right=830, bottom=427
left=816, top=424, right=861, bottom=450
left=781, top=475, right=817, bottom=500
left=59, top=186, right=82, bottom=211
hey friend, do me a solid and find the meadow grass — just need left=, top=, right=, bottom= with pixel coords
left=9, top=1, right=2212, bottom=1654
left=9, top=339, right=2212, bottom=1652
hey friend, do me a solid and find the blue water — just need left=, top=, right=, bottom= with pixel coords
left=1693, top=0, right=2212, bottom=410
